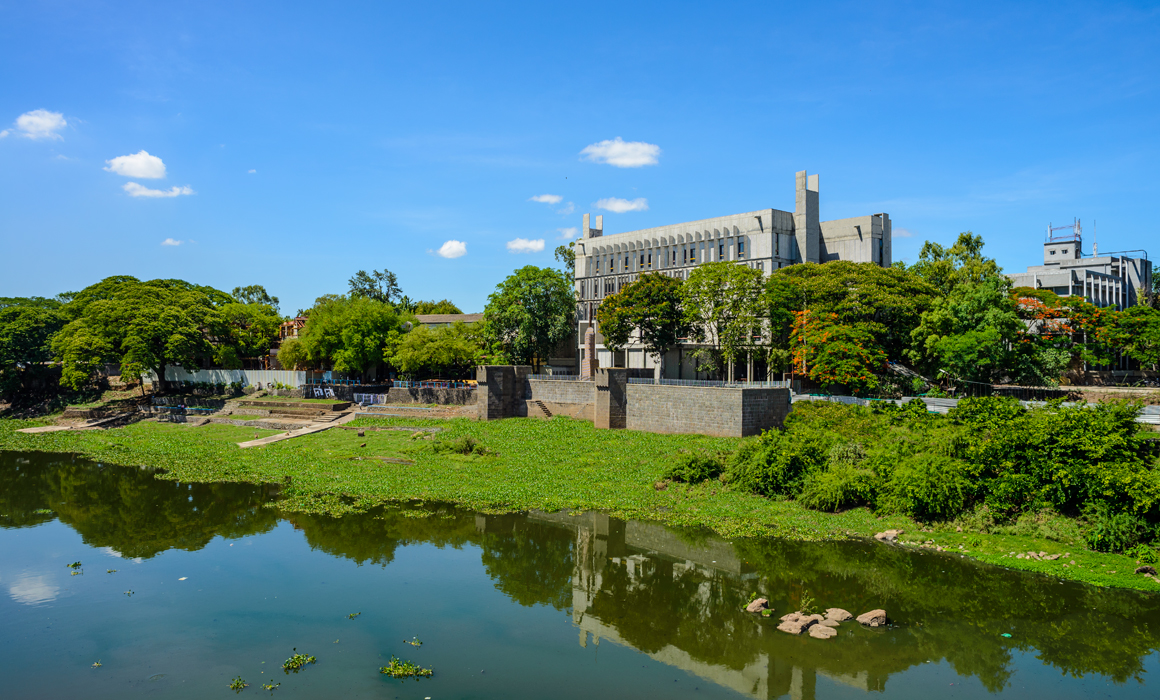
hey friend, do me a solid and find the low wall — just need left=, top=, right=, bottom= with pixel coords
left=270, top=385, right=475, bottom=405
left=626, top=383, right=790, bottom=437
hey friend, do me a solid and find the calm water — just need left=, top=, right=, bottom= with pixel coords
left=1, top=451, right=1158, bottom=699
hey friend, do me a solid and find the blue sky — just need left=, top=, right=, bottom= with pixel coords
left=2, top=1, right=1158, bottom=314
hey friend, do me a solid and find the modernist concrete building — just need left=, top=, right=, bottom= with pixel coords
left=1007, top=221, right=1152, bottom=310
left=572, top=170, right=893, bottom=378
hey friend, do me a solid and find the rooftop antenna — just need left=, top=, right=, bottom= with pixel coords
left=1093, top=219, right=1098, bottom=257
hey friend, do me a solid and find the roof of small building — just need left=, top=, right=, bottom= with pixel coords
left=414, top=313, right=484, bottom=324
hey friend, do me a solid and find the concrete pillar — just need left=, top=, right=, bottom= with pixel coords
left=794, top=171, right=820, bottom=264
left=595, top=368, right=627, bottom=430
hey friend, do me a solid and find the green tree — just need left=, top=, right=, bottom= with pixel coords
left=483, top=266, right=574, bottom=370
left=909, top=278, right=1067, bottom=389
left=218, top=300, right=282, bottom=363
left=681, top=262, right=765, bottom=380
left=411, top=299, right=464, bottom=315
left=1110, top=305, right=1160, bottom=371
left=231, top=285, right=280, bottom=314
left=554, top=244, right=576, bottom=283
left=296, top=295, right=407, bottom=380
left=910, top=232, right=1005, bottom=296
left=0, top=299, right=67, bottom=397
left=775, top=261, right=938, bottom=362
left=391, top=322, right=484, bottom=378
left=595, top=273, right=688, bottom=378
left=792, top=311, right=887, bottom=394
left=348, top=269, right=402, bottom=304
left=51, top=277, right=235, bottom=393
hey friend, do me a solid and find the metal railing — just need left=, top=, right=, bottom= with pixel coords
left=626, top=377, right=791, bottom=388
left=529, top=374, right=582, bottom=381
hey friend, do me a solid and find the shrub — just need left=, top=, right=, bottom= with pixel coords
left=798, top=463, right=878, bottom=512
left=432, top=435, right=490, bottom=456
left=881, top=454, right=969, bottom=522
left=1083, top=503, right=1154, bottom=553
left=725, top=427, right=833, bottom=497
left=663, top=451, right=723, bottom=484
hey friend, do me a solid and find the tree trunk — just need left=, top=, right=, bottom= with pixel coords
left=154, top=364, right=167, bottom=395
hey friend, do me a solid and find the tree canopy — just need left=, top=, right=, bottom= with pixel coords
left=596, top=273, right=688, bottom=377
left=293, top=295, right=407, bottom=379
left=681, top=262, right=765, bottom=378
left=483, top=266, right=573, bottom=368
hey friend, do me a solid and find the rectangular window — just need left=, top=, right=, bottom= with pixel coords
left=719, top=243, right=724, bottom=260
left=738, top=240, right=745, bottom=257
left=640, top=254, right=645, bottom=268
left=625, top=256, right=629, bottom=271
left=683, top=248, right=687, bottom=264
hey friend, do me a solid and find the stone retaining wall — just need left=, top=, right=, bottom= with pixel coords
left=626, top=383, right=790, bottom=437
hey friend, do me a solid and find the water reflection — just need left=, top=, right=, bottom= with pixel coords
left=2, top=450, right=1158, bottom=698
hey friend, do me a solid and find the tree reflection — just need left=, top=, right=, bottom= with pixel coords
left=0, top=450, right=278, bottom=558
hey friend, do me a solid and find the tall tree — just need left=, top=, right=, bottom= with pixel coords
left=908, top=232, right=1005, bottom=296
left=595, top=273, right=688, bottom=379
left=348, top=269, right=402, bottom=304
left=391, top=322, right=484, bottom=378
left=791, top=311, right=886, bottom=394
left=411, top=299, right=464, bottom=315
left=554, top=244, right=576, bottom=283
left=0, top=298, right=67, bottom=397
left=681, top=262, right=765, bottom=380
left=295, top=295, right=406, bottom=380
left=51, top=277, right=235, bottom=393
left=231, top=285, right=280, bottom=313
left=483, top=266, right=574, bottom=370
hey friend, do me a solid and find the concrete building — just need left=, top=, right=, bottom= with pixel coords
left=572, top=170, right=893, bottom=378
left=1007, top=220, right=1152, bottom=310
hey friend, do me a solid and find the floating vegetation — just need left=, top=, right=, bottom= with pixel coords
left=282, top=651, right=316, bottom=673
left=229, top=676, right=248, bottom=692
left=347, top=612, right=361, bottom=619
left=33, top=508, right=53, bottom=515
left=67, top=561, right=82, bottom=569
left=107, top=569, right=118, bottom=574
left=71, top=569, right=83, bottom=576
left=379, top=656, right=433, bottom=680
left=91, top=660, right=102, bottom=668
left=124, top=590, right=134, bottom=596
left=405, top=636, right=423, bottom=647
left=261, top=682, right=280, bottom=692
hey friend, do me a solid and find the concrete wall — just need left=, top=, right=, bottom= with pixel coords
left=526, top=379, right=595, bottom=420
left=625, top=384, right=790, bottom=437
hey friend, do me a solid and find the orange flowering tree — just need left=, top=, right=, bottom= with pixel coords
left=791, top=310, right=886, bottom=394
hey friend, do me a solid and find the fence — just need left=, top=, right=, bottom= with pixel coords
left=151, top=367, right=308, bottom=388
left=529, top=374, right=582, bottom=381
left=626, top=377, right=792, bottom=389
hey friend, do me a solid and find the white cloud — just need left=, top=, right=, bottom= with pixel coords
left=105, top=150, right=167, bottom=179
left=14, top=110, right=67, bottom=140
left=893, top=227, right=914, bottom=238
left=557, top=201, right=575, bottom=215
left=9, top=574, right=59, bottom=605
left=529, top=194, right=562, bottom=204
left=123, top=182, right=195, bottom=198
left=248, top=169, right=256, bottom=174
left=434, top=240, right=467, bottom=258
left=161, top=238, right=183, bottom=246
left=557, top=227, right=579, bottom=240
left=580, top=137, right=661, bottom=167
left=0, top=130, right=8, bottom=138
left=507, top=238, right=545, bottom=253
left=595, top=197, right=648, bottom=213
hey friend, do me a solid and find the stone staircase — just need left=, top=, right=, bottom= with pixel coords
left=530, top=400, right=553, bottom=418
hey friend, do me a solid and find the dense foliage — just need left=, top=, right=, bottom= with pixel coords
left=723, top=399, right=1160, bottom=552
left=482, top=265, right=574, bottom=368
left=597, top=273, right=688, bottom=376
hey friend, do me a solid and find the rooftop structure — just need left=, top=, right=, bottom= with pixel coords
left=414, top=313, right=483, bottom=327
left=1007, top=219, right=1152, bottom=310
left=572, top=170, right=893, bottom=379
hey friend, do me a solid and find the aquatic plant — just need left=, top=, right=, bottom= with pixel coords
left=106, top=569, right=117, bottom=574
left=261, top=682, right=280, bottom=691
left=379, top=656, right=433, bottom=679
left=347, top=612, right=361, bottom=619
left=91, top=660, right=101, bottom=668
left=405, top=636, right=422, bottom=647
left=229, top=676, right=248, bottom=692
left=67, top=561, right=81, bottom=569
left=282, top=651, right=316, bottom=673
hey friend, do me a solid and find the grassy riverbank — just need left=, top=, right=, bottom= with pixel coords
left=0, top=415, right=1157, bottom=592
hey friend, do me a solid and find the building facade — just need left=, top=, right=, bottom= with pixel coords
left=1006, top=222, right=1152, bottom=310
left=572, top=170, right=892, bottom=378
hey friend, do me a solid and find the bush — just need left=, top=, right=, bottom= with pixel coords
left=663, top=451, right=723, bottom=484
left=432, top=436, right=490, bottom=456
left=725, top=427, right=834, bottom=497
left=1083, top=503, right=1155, bottom=553
left=882, top=454, right=969, bottom=522
left=798, top=463, right=878, bottom=512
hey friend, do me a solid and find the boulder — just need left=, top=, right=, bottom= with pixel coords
left=818, top=619, right=840, bottom=628
left=1136, top=565, right=1158, bottom=576
left=745, top=598, right=769, bottom=613
left=780, top=612, right=802, bottom=623
left=856, top=609, right=887, bottom=627
left=776, top=617, right=819, bottom=635
left=825, top=608, right=853, bottom=622
left=808, top=624, right=837, bottom=639
left=873, top=530, right=902, bottom=543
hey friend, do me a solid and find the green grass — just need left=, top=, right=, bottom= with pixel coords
left=0, top=415, right=1157, bottom=592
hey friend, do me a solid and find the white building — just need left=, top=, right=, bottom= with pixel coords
left=572, top=170, right=893, bottom=378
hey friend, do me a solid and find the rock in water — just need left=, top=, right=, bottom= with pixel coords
left=824, top=608, right=853, bottom=622
left=856, top=609, right=887, bottom=627
left=745, top=598, right=769, bottom=613
left=873, top=530, right=902, bottom=543
left=819, top=619, right=840, bottom=628
left=809, top=624, right=837, bottom=639
left=1136, top=565, right=1158, bottom=576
